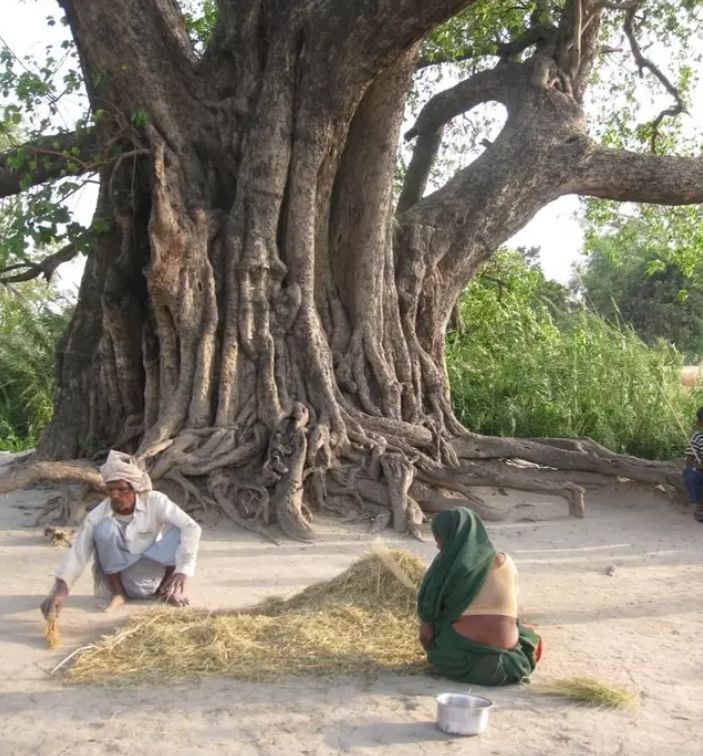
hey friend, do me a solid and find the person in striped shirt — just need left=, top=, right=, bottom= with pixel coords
left=683, top=407, right=703, bottom=523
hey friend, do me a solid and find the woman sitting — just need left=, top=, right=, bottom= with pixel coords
left=417, top=507, right=542, bottom=686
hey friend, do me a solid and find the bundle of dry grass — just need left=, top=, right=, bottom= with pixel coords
left=45, top=617, right=61, bottom=650
left=539, top=677, right=638, bottom=709
left=66, top=548, right=429, bottom=685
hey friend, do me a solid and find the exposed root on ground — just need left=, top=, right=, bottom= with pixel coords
left=0, top=411, right=686, bottom=539
left=0, top=460, right=102, bottom=494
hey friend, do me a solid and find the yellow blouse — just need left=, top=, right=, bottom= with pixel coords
left=461, top=553, right=519, bottom=618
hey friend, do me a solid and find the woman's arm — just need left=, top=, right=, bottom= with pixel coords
left=419, top=620, right=434, bottom=649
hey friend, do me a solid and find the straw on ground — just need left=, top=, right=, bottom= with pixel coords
left=539, top=676, right=638, bottom=709
left=66, top=548, right=429, bottom=685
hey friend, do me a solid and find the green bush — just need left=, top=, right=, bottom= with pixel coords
left=447, top=250, right=703, bottom=459
left=0, top=283, right=72, bottom=451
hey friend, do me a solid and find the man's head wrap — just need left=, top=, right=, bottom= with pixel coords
left=99, top=449, right=152, bottom=492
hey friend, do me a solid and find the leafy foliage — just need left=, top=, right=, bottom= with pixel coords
left=0, top=282, right=72, bottom=450
left=583, top=201, right=703, bottom=285
left=447, top=249, right=703, bottom=459
left=179, top=0, right=218, bottom=50
left=593, top=1, right=703, bottom=153
left=575, top=217, right=703, bottom=361
left=420, top=0, right=539, bottom=67
left=0, top=18, right=98, bottom=273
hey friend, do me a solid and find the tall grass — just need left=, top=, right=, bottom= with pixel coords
left=0, top=284, right=71, bottom=451
left=447, top=251, right=703, bottom=459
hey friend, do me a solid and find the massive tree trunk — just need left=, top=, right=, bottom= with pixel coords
left=3, top=0, right=702, bottom=537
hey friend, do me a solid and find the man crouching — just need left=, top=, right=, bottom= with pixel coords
left=40, top=450, right=202, bottom=617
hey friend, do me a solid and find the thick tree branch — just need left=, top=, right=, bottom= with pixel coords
left=497, top=23, right=557, bottom=60
left=343, top=0, right=478, bottom=49
left=317, top=0, right=481, bottom=90
left=404, top=64, right=518, bottom=141
left=453, top=434, right=683, bottom=490
left=398, top=64, right=521, bottom=212
left=0, top=243, right=79, bottom=284
left=0, top=129, right=98, bottom=199
left=58, top=0, right=196, bottom=68
left=567, top=147, right=703, bottom=204
left=397, top=127, right=444, bottom=213
left=57, top=0, right=199, bottom=122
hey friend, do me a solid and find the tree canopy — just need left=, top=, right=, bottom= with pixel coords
left=2, top=0, right=702, bottom=278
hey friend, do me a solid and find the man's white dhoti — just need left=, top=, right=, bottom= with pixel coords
left=92, top=518, right=181, bottom=599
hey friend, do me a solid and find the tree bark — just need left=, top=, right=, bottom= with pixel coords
left=2, top=0, right=699, bottom=537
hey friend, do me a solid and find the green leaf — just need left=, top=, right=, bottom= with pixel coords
left=131, top=109, right=151, bottom=128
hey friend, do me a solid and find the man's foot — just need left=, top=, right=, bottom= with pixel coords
left=694, top=509, right=703, bottom=523
left=100, top=593, right=127, bottom=612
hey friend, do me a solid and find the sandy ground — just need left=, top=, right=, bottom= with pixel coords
left=1, top=452, right=702, bottom=755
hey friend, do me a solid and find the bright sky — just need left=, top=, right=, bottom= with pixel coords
left=2, top=0, right=587, bottom=289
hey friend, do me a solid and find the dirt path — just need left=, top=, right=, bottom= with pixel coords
left=1, top=453, right=702, bottom=755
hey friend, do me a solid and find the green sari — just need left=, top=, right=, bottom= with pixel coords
left=417, top=507, right=540, bottom=686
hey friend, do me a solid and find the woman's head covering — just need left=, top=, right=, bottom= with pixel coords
left=417, top=507, right=496, bottom=624
left=99, top=450, right=152, bottom=493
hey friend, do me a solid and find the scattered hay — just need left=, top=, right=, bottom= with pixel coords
left=66, top=548, right=429, bottom=685
left=539, top=677, right=638, bottom=709
left=45, top=617, right=61, bottom=650
left=43, top=526, right=73, bottom=547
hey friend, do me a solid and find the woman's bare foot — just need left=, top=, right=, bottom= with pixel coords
left=101, top=593, right=127, bottom=612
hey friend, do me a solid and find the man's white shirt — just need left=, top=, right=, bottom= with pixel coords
left=56, top=491, right=201, bottom=587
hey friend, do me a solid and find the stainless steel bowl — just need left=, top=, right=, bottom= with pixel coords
left=436, top=693, right=493, bottom=736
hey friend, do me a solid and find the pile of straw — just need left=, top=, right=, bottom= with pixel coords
left=66, top=548, right=429, bottom=685
left=539, top=677, right=638, bottom=709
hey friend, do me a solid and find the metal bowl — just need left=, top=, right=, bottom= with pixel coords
left=436, top=693, right=493, bottom=736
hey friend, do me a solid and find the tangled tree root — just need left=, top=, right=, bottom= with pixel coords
left=0, top=413, right=686, bottom=541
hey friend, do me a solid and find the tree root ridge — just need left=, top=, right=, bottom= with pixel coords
left=0, top=419, right=686, bottom=539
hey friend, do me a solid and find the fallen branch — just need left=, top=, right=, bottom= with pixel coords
left=0, top=459, right=103, bottom=495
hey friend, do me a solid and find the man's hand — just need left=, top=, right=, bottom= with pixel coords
left=157, top=572, right=189, bottom=607
left=419, top=620, right=434, bottom=650
left=40, top=579, right=69, bottom=619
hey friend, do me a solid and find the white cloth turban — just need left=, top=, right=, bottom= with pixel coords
left=99, top=450, right=152, bottom=492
